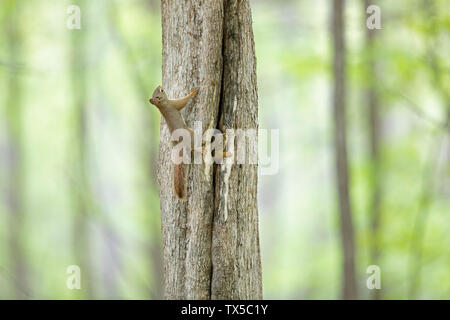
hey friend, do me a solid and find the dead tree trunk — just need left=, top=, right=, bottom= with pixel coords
left=158, top=0, right=262, bottom=299
left=331, top=0, right=357, bottom=299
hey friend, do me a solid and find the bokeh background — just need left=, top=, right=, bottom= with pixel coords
left=0, top=0, right=449, bottom=299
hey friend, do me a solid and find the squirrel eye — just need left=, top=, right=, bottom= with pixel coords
left=160, top=88, right=164, bottom=93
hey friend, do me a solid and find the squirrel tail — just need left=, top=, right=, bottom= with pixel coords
left=173, top=163, right=186, bottom=201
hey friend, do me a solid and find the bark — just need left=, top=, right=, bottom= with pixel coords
left=158, top=0, right=262, bottom=299
left=331, top=0, right=357, bottom=299
left=211, top=0, right=261, bottom=299
left=4, top=2, right=29, bottom=299
left=364, top=0, right=382, bottom=300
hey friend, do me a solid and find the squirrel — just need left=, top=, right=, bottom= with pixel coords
left=149, top=85, right=198, bottom=200
left=149, top=85, right=231, bottom=201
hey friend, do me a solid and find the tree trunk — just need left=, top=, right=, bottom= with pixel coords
left=331, top=0, right=357, bottom=300
left=4, top=2, right=29, bottom=299
left=69, top=0, right=94, bottom=298
left=158, top=0, right=262, bottom=299
left=364, top=0, right=382, bottom=300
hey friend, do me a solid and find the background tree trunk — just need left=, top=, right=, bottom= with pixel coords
left=331, top=0, right=357, bottom=300
left=69, top=0, right=94, bottom=298
left=4, top=2, right=29, bottom=299
left=158, top=0, right=262, bottom=299
left=364, top=0, right=382, bottom=300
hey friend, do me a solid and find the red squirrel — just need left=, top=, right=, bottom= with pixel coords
left=149, top=85, right=231, bottom=200
left=150, top=85, right=198, bottom=200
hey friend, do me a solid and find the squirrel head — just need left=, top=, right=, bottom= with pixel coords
left=149, top=85, right=169, bottom=108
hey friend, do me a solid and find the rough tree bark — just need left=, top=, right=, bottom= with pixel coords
left=331, top=0, right=357, bottom=299
left=157, top=0, right=262, bottom=299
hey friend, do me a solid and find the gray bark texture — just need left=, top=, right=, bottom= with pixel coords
left=157, top=0, right=262, bottom=299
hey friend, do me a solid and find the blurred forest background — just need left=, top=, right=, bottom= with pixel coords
left=0, top=0, right=449, bottom=299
